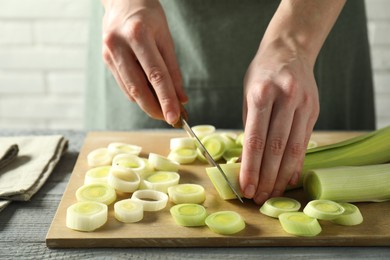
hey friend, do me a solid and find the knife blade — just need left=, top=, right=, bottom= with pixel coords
left=180, top=117, right=244, bottom=203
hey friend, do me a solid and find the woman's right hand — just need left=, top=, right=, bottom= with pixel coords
left=101, top=0, right=187, bottom=125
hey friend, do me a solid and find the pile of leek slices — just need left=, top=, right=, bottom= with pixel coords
left=66, top=125, right=246, bottom=235
left=259, top=197, right=363, bottom=237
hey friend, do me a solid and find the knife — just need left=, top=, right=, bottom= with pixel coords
left=180, top=116, right=244, bottom=203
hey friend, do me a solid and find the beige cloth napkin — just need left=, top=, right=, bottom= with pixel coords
left=0, top=135, right=68, bottom=212
left=0, top=143, right=19, bottom=170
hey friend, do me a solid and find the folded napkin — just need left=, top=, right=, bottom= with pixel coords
left=0, top=143, right=19, bottom=170
left=0, top=135, right=68, bottom=212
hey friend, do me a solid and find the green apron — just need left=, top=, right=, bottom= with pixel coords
left=86, top=0, right=375, bottom=131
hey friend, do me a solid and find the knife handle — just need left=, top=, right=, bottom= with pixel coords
left=172, top=103, right=188, bottom=128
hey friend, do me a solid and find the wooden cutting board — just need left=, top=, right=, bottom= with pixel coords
left=46, top=131, right=390, bottom=248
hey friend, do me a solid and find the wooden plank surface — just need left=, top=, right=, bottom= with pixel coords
left=46, top=131, right=390, bottom=248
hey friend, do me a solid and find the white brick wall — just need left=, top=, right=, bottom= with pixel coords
left=0, top=0, right=389, bottom=130
left=0, top=0, right=90, bottom=130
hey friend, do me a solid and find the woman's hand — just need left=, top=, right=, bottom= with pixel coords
left=240, top=42, right=319, bottom=204
left=101, top=0, right=187, bottom=125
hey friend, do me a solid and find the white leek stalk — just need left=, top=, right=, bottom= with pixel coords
left=84, top=166, right=111, bottom=185
left=259, top=197, right=301, bottom=218
left=170, top=137, right=196, bottom=150
left=167, top=183, right=206, bottom=204
left=114, top=199, right=144, bottom=223
left=191, top=124, right=215, bottom=139
left=197, top=134, right=226, bottom=162
left=107, top=142, right=142, bottom=156
left=142, top=171, right=180, bottom=193
left=131, top=190, right=168, bottom=211
left=66, top=201, right=108, bottom=232
left=205, top=211, right=245, bottom=235
left=76, top=183, right=117, bottom=205
left=168, top=148, right=197, bottom=164
left=112, top=154, right=146, bottom=175
left=303, top=164, right=390, bottom=202
left=87, top=148, right=112, bottom=167
left=206, top=163, right=242, bottom=200
left=170, top=203, right=207, bottom=227
left=303, top=200, right=345, bottom=220
left=278, top=212, right=322, bottom=237
left=331, top=202, right=363, bottom=226
left=148, top=153, right=179, bottom=172
left=107, top=166, right=140, bottom=193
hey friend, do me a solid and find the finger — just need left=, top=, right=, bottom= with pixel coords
left=253, top=100, right=295, bottom=205
left=287, top=105, right=318, bottom=186
left=102, top=45, right=135, bottom=103
left=270, top=109, right=309, bottom=197
left=128, top=24, right=180, bottom=125
left=157, top=34, right=188, bottom=104
left=240, top=89, right=274, bottom=199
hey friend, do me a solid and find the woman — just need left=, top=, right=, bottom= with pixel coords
left=86, top=0, right=375, bottom=204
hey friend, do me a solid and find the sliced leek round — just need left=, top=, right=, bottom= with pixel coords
left=303, top=200, right=345, bottom=220
left=191, top=124, right=216, bottom=139
left=107, top=166, right=140, bottom=193
left=142, top=171, right=180, bottom=193
left=131, top=190, right=168, bottom=211
left=259, top=197, right=301, bottom=218
left=198, top=134, right=226, bottom=162
left=112, top=154, right=146, bottom=175
left=148, top=153, right=179, bottom=172
left=205, top=211, right=245, bottom=235
left=307, top=140, right=318, bottom=149
left=107, top=142, right=142, bottom=156
left=222, top=147, right=242, bottom=162
left=66, top=201, right=108, bottom=232
left=220, top=132, right=238, bottom=150
left=76, top=183, right=117, bottom=205
left=168, top=148, right=197, bottom=164
left=84, top=166, right=111, bottom=185
left=170, top=203, right=207, bottom=227
left=87, top=148, right=112, bottom=167
left=114, top=199, right=144, bottom=223
left=235, top=132, right=244, bottom=146
left=331, top=202, right=363, bottom=226
left=167, top=183, right=206, bottom=204
left=279, top=212, right=322, bottom=237
left=170, top=137, right=196, bottom=150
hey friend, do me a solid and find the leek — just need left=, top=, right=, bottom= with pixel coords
left=84, top=166, right=111, bottom=185
left=148, top=153, right=180, bottom=172
left=331, top=202, right=363, bottom=226
left=170, top=204, right=207, bottom=227
left=142, top=171, right=180, bottom=193
left=205, top=163, right=243, bottom=200
left=112, top=154, right=146, bottom=175
left=131, top=190, right=168, bottom=211
left=303, top=200, right=345, bottom=220
left=66, top=201, right=108, bottom=232
left=259, top=197, right=301, bottom=218
left=303, top=164, right=390, bottom=202
left=191, top=124, right=216, bottom=139
left=301, top=126, right=390, bottom=187
left=76, top=183, right=116, bottom=205
left=197, top=134, right=226, bottom=162
left=114, top=199, right=144, bottom=223
left=107, top=142, right=142, bottom=156
left=107, top=166, right=140, bottom=193
left=87, top=148, right=112, bottom=167
left=167, top=183, right=206, bottom=204
left=168, top=148, right=197, bottom=164
left=279, top=212, right=322, bottom=237
left=205, top=211, right=245, bottom=235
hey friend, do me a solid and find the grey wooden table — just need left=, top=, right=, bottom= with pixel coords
left=1, top=130, right=389, bottom=260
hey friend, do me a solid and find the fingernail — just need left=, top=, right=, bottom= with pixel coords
left=244, top=184, right=256, bottom=198
left=271, top=189, right=283, bottom=198
left=255, top=191, right=269, bottom=205
left=166, top=111, right=178, bottom=125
